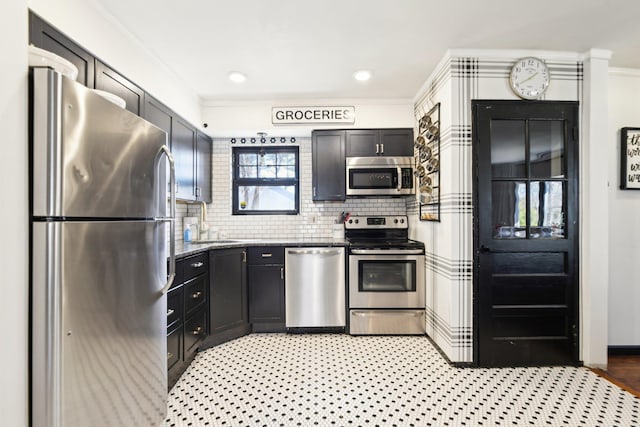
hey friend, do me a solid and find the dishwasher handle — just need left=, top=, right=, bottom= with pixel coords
left=286, top=248, right=343, bottom=256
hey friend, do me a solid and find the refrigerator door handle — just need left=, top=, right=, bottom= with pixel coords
left=159, top=144, right=176, bottom=295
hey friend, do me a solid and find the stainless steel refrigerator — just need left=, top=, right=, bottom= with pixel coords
left=30, top=67, right=176, bottom=427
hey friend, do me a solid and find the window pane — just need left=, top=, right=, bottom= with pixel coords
left=239, top=153, right=257, bottom=166
left=530, top=181, right=565, bottom=239
left=278, top=152, right=296, bottom=165
left=258, top=166, right=277, bottom=178
left=237, top=186, right=296, bottom=211
left=277, top=166, right=296, bottom=178
left=260, top=153, right=277, bottom=166
left=490, top=120, right=526, bottom=178
left=239, top=166, right=257, bottom=178
left=492, top=181, right=526, bottom=239
left=530, top=120, right=565, bottom=178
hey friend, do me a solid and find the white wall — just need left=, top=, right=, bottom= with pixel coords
left=608, top=68, right=640, bottom=346
left=201, top=99, right=414, bottom=136
left=0, top=1, right=29, bottom=425
left=28, top=0, right=202, bottom=125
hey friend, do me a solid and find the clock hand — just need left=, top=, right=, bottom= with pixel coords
left=520, top=72, right=539, bottom=84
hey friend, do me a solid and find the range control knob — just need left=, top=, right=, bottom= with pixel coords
left=355, top=219, right=359, bottom=224
left=400, top=218, right=405, bottom=224
left=348, top=219, right=353, bottom=224
left=394, top=218, right=399, bottom=224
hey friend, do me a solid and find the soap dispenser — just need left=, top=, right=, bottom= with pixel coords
left=184, top=225, right=192, bottom=242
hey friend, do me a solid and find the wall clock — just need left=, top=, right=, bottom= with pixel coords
left=509, top=57, right=550, bottom=100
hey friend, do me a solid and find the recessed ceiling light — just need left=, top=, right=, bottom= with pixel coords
left=353, top=70, right=372, bottom=81
left=228, top=71, right=247, bottom=83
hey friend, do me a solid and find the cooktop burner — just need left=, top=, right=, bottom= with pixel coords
left=344, top=215, right=424, bottom=251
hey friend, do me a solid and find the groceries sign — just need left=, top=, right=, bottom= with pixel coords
left=272, top=106, right=355, bottom=125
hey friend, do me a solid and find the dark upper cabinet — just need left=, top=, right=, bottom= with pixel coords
left=172, top=118, right=197, bottom=201
left=95, top=60, right=145, bottom=116
left=210, top=248, right=249, bottom=337
left=29, top=12, right=95, bottom=87
left=379, top=128, right=414, bottom=156
left=345, top=129, right=380, bottom=157
left=345, top=129, right=413, bottom=157
left=143, top=95, right=172, bottom=136
left=312, top=130, right=346, bottom=201
left=195, top=131, right=212, bottom=203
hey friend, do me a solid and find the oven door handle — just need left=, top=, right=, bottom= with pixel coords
left=350, top=249, right=424, bottom=255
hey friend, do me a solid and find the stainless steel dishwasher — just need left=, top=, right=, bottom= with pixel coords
left=285, top=247, right=346, bottom=331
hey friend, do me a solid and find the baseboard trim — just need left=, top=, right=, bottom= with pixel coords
left=608, top=345, right=640, bottom=355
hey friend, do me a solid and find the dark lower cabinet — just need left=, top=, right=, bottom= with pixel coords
left=248, top=247, right=285, bottom=332
left=206, top=248, right=250, bottom=347
left=167, top=253, right=209, bottom=390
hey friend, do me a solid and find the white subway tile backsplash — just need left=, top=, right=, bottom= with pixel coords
left=173, top=136, right=408, bottom=241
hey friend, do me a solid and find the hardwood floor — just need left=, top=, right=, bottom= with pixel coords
left=592, top=355, right=640, bottom=397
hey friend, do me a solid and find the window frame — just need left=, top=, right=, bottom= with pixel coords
left=232, top=146, right=300, bottom=215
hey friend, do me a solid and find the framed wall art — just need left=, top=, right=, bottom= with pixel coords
left=621, top=127, right=640, bottom=190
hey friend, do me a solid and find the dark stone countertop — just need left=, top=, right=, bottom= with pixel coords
left=174, top=238, right=349, bottom=258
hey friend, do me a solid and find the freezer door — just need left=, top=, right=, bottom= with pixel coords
left=32, top=221, right=167, bottom=427
left=32, top=68, right=168, bottom=219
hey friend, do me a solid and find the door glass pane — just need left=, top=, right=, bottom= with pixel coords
left=492, top=181, right=526, bottom=239
left=530, top=181, right=565, bottom=239
left=490, top=120, right=526, bottom=178
left=359, top=261, right=416, bottom=292
left=530, top=120, right=565, bottom=178
left=237, top=185, right=296, bottom=211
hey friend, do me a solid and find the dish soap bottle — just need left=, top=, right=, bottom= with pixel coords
left=184, top=225, right=192, bottom=243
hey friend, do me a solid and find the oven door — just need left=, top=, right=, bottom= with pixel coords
left=349, top=250, right=425, bottom=308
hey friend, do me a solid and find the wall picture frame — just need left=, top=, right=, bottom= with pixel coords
left=621, top=127, right=640, bottom=190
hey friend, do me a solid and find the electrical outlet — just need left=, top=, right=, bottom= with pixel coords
left=308, top=215, right=317, bottom=224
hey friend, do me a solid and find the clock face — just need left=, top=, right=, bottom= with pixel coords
left=509, top=57, right=550, bottom=100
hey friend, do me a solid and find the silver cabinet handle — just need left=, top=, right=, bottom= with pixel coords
left=192, top=326, right=203, bottom=335
left=159, top=144, right=176, bottom=295
left=191, top=291, right=202, bottom=299
left=380, top=143, right=384, bottom=155
left=195, top=187, right=201, bottom=198
left=167, top=352, right=174, bottom=360
left=280, top=267, right=284, bottom=280
left=352, top=310, right=423, bottom=317
left=375, top=143, right=380, bottom=154
left=351, top=249, right=424, bottom=255
left=167, top=308, right=175, bottom=317
left=261, top=253, right=273, bottom=258
left=242, top=250, right=247, bottom=263
left=190, top=262, right=204, bottom=268
left=287, top=248, right=343, bottom=256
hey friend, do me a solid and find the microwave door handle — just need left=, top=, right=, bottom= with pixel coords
left=397, top=167, right=402, bottom=191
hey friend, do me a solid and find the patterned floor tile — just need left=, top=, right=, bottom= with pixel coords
left=165, top=334, right=640, bottom=426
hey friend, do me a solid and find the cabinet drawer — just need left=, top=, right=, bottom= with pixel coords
left=179, top=252, right=208, bottom=282
left=184, top=308, right=207, bottom=357
left=247, top=246, right=284, bottom=265
left=167, top=326, right=182, bottom=371
left=184, top=274, right=207, bottom=315
left=167, top=287, right=183, bottom=329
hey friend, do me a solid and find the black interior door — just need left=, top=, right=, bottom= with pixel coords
left=473, top=100, right=579, bottom=367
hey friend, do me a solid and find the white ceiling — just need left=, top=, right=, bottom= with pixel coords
left=94, top=0, right=640, bottom=102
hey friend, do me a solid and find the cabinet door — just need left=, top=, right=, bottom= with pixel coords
left=210, top=248, right=248, bottom=334
left=379, top=128, right=414, bottom=156
left=312, top=130, right=346, bottom=201
left=172, top=118, right=197, bottom=200
left=248, top=265, right=285, bottom=325
left=95, top=60, right=145, bottom=115
left=195, top=131, right=212, bottom=203
left=345, top=129, right=380, bottom=156
left=29, top=12, right=95, bottom=87
left=143, top=95, right=172, bottom=136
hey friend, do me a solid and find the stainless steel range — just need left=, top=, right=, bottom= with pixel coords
left=345, top=215, right=426, bottom=335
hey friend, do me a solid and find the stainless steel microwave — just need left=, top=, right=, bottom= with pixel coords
left=346, top=157, right=415, bottom=196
